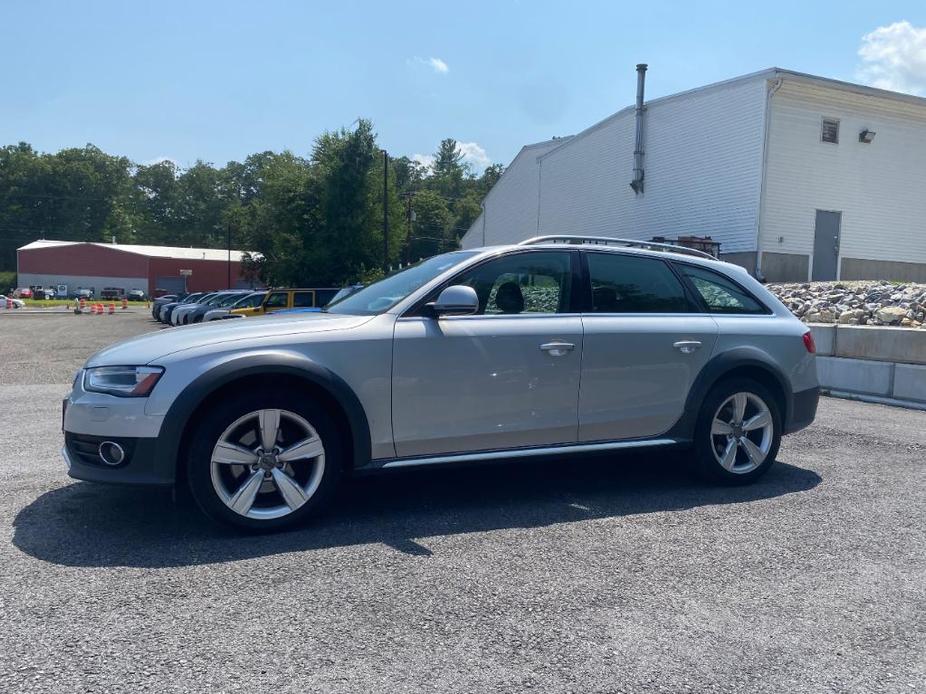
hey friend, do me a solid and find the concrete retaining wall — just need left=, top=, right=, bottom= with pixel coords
left=809, top=324, right=926, bottom=405
left=761, top=252, right=809, bottom=282
left=841, top=257, right=926, bottom=284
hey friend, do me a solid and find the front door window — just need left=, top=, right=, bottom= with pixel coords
left=264, top=292, right=289, bottom=309
left=443, top=251, right=573, bottom=315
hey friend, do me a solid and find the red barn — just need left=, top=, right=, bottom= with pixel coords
left=16, top=240, right=258, bottom=297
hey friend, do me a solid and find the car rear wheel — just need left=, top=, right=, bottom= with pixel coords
left=692, top=378, right=781, bottom=484
left=186, top=391, right=342, bottom=530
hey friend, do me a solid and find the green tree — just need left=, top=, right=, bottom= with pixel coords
left=430, top=138, right=466, bottom=200
left=479, top=163, right=504, bottom=193
left=0, top=142, right=135, bottom=267
left=390, top=156, right=427, bottom=193
left=0, top=128, right=505, bottom=277
left=237, top=151, right=315, bottom=286
left=407, top=189, right=452, bottom=260
left=240, top=121, right=406, bottom=287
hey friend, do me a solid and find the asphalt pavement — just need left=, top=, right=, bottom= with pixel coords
left=0, top=313, right=923, bottom=692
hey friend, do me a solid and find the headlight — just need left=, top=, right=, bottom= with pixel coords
left=83, top=366, right=164, bottom=397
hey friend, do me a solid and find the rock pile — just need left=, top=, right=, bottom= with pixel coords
left=768, top=280, right=926, bottom=327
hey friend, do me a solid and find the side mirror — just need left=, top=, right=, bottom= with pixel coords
left=427, top=285, right=479, bottom=317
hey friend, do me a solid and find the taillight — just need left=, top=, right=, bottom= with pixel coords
left=802, top=331, right=816, bottom=354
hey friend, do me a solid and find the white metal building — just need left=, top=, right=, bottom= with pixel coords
left=462, top=68, right=926, bottom=282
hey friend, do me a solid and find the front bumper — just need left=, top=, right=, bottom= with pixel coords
left=62, top=434, right=174, bottom=486
left=784, top=386, right=819, bottom=434
left=63, top=376, right=176, bottom=486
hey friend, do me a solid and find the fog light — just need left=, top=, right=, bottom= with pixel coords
left=98, top=441, right=125, bottom=466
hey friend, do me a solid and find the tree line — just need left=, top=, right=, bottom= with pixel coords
left=0, top=120, right=503, bottom=286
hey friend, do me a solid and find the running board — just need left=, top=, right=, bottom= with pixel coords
left=380, top=438, right=679, bottom=469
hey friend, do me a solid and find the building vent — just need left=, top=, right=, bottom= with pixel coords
left=821, top=118, right=839, bottom=144
left=630, top=63, right=647, bottom=194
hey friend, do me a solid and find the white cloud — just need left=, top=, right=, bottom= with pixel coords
left=411, top=142, right=492, bottom=174
left=411, top=153, right=435, bottom=169
left=428, top=57, right=449, bottom=74
left=857, top=20, right=926, bottom=95
left=409, top=56, right=449, bottom=75
left=457, top=142, right=491, bottom=171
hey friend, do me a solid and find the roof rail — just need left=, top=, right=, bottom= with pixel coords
left=517, top=235, right=717, bottom=260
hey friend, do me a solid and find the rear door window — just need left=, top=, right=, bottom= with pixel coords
left=585, top=253, right=691, bottom=313
left=678, top=265, right=767, bottom=314
left=293, top=291, right=316, bottom=308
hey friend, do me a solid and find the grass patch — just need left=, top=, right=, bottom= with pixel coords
left=20, top=299, right=149, bottom=308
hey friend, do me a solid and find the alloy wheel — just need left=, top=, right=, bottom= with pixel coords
left=209, top=408, right=326, bottom=519
left=709, top=392, right=774, bottom=474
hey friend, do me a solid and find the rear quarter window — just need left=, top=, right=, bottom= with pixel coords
left=678, top=264, right=768, bottom=314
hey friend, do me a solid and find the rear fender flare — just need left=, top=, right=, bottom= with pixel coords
left=667, top=347, right=791, bottom=441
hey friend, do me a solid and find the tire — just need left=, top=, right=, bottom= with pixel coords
left=186, top=389, right=343, bottom=530
left=692, top=377, right=781, bottom=485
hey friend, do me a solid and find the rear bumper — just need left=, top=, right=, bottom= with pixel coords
left=785, top=386, right=819, bottom=434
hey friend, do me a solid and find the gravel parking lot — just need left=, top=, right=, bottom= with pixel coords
left=0, top=313, right=924, bottom=692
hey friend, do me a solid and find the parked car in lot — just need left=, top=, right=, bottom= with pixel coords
left=169, top=292, right=228, bottom=325
left=75, top=287, right=95, bottom=300
left=100, top=287, right=125, bottom=300
left=127, top=289, right=146, bottom=301
left=13, top=288, right=33, bottom=299
left=62, top=235, right=819, bottom=531
left=31, top=286, right=57, bottom=300
left=0, top=294, right=26, bottom=309
left=229, top=287, right=338, bottom=317
left=150, top=294, right=178, bottom=319
left=267, top=285, right=365, bottom=317
left=202, top=291, right=267, bottom=321
left=181, top=290, right=253, bottom=324
left=161, top=292, right=207, bottom=324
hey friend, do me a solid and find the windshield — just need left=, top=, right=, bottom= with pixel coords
left=326, top=251, right=479, bottom=315
left=328, top=285, right=362, bottom=305
left=231, top=292, right=265, bottom=308
left=182, top=293, right=204, bottom=303
left=203, top=293, right=233, bottom=306
left=213, top=293, right=248, bottom=307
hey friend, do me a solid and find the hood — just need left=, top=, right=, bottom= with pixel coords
left=85, top=312, right=374, bottom=367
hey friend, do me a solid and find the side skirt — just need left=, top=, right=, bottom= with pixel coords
left=368, top=438, right=682, bottom=472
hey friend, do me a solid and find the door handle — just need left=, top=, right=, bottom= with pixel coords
left=673, top=340, right=702, bottom=354
left=540, top=341, right=575, bottom=357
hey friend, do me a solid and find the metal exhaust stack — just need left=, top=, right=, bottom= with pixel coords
left=630, top=63, right=647, bottom=194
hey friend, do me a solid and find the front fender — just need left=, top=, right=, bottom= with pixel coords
left=154, top=352, right=372, bottom=484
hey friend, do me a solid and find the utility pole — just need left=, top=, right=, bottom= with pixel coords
left=382, top=150, right=389, bottom=271
left=226, top=222, right=232, bottom=289
left=401, top=191, right=415, bottom=264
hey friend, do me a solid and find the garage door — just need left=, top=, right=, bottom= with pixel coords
left=156, top=276, right=185, bottom=293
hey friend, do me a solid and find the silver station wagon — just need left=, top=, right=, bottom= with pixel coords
left=62, top=236, right=819, bottom=530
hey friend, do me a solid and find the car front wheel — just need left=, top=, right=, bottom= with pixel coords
left=692, top=378, right=781, bottom=484
left=186, top=391, right=342, bottom=530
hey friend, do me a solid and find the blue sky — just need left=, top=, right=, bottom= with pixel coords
left=1, top=1, right=924, bottom=171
